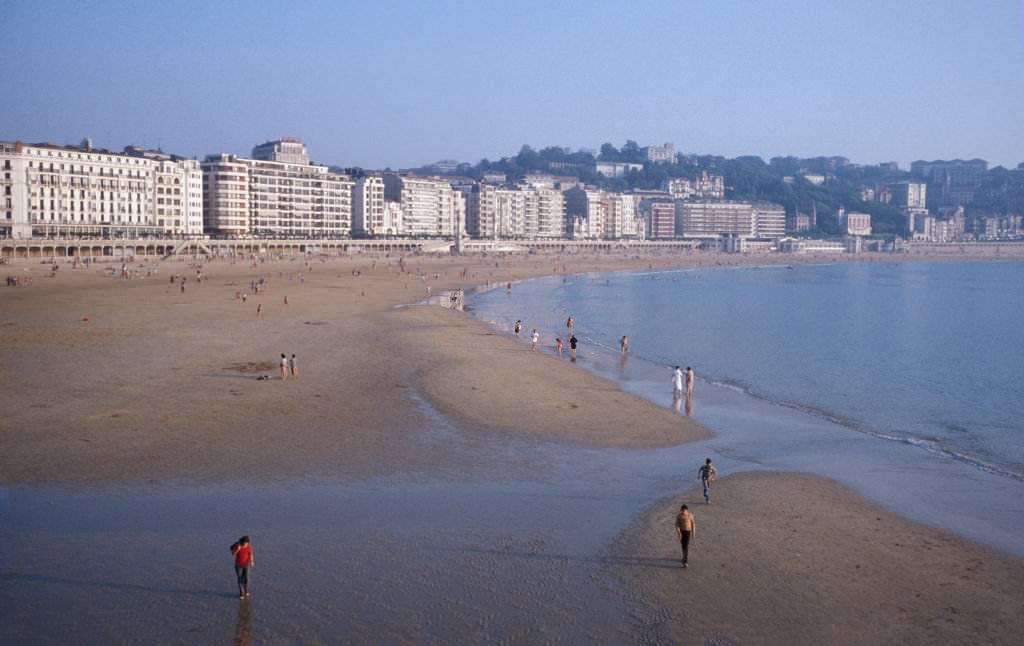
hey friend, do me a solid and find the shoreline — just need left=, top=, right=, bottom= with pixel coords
left=467, top=260, right=1024, bottom=558
left=470, top=260, right=1024, bottom=484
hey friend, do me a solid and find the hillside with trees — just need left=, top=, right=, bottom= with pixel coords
left=417, top=141, right=1024, bottom=238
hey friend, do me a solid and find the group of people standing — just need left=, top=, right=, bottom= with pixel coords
left=279, top=353, right=298, bottom=380
left=672, top=365, right=695, bottom=399
left=514, top=316, right=579, bottom=358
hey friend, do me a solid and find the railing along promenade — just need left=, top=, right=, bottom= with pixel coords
left=0, top=237, right=707, bottom=260
left=3, top=236, right=1023, bottom=261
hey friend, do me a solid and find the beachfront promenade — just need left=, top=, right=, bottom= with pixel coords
left=3, top=236, right=1023, bottom=261
left=0, top=236, right=706, bottom=260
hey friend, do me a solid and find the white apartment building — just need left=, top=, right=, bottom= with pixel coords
left=352, top=175, right=386, bottom=236
left=522, top=184, right=566, bottom=238
left=202, top=149, right=353, bottom=238
left=663, top=177, right=694, bottom=200
left=751, top=201, right=786, bottom=239
left=602, top=192, right=642, bottom=239
left=890, top=181, right=927, bottom=209
left=676, top=201, right=755, bottom=238
left=466, top=184, right=527, bottom=238
left=251, top=138, right=310, bottom=165
left=693, top=171, right=726, bottom=199
left=1, top=140, right=203, bottom=239
left=383, top=175, right=464, bottom=237
left=594, top=161, right=644, bottom=178
left=838, top=209, right=872, bottom=236
left=564, top=187, right=606, bottom=239
left=382, top=201, right=404, bottom=235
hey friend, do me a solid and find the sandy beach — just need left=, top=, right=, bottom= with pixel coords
left=2, top=248, right=1023, bottom=643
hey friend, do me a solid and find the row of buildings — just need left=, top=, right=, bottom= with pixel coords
left=1, top=137, right=787, bottom=242
left=858, top=173, right=1024, bottom=241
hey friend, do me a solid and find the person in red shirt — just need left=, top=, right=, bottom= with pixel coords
left=231, top=536, right=254, bottom=599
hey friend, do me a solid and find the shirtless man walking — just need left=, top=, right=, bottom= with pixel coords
left=674, top=505, right=695, bottom=568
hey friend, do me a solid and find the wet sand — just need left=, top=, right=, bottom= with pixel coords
left=2, top=248, right=1023, bottom=643
left=611, top=473, right=1024, bottom=645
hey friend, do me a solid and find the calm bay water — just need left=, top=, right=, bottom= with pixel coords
left=473, top=261, right=1024, bottom=480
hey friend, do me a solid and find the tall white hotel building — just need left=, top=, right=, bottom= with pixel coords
left=1, top=140, right=202, bottom=239
left=202, top=138, right=352, bottom=238
left=382, top=174, right=465, bottom=237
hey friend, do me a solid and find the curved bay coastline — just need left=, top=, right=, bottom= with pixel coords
left=2, top=247, right=1023, bottom=643
left=469, top=259, right=1024, bottom=557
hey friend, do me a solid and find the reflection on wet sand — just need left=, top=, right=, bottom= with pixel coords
left=233, top=601, right=252, bottom=646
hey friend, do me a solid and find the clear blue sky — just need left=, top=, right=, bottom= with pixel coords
left=1, top=0, right=1021, bottom=169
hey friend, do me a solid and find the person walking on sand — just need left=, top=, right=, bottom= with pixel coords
left=555, top=337, right=564, bottom=356
left=256, top=304, right=262, bottom=318
left=530, top=329, right=539, bottom=350
left=231, top=536, right=254, bottom=598
left=514, top=320, right=522, bottom=336
left=675, top=505, right=695, bottom=568
left=672, top=366, right=684, bottom=399
left=280, top=353, right=289, bottom=381
left=698, top=458, right=718, bottom=504
left=620, top=335, right=629, bottom=353
left=686, top=366, right=696, bottom=398
left=569, top=334, right=578, bottom=359
left=289, top=354, right=298, bottom=379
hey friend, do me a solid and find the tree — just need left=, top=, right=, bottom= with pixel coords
left=599, top=143, right=620, bottom=161
left=621, top=140, right=644, bottom=163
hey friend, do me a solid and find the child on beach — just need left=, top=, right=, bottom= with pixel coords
left=230, top=536, right=254, bottom=598
left=514, top=320, right=522, bottom=336
left=280, top=353, right=289, bottom=380
left=290, top=354, right=298, bottom=378
left=555, top=338, right=563, bottom=356
left=531, top=329, right=539, bottom=350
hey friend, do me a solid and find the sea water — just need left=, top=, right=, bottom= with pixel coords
left=473, top=261, right=1024, bottom=481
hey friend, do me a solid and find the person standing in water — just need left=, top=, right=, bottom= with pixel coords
left=555, top=338, right=564, bottom=356
left=514, top=320, right=522, bottom=336
left=672, top=366, right=684, bottom=399
left=674, top=505, right=695, bottom=568
left=569, top=334, right=578, bottom=359
left=620, top=336, right=630, bottom=353
left=231, top=536, right=254, bottom=598
left=686, top=366, right=696, bottom=398
left=530, top=329, right=539, bottom=350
